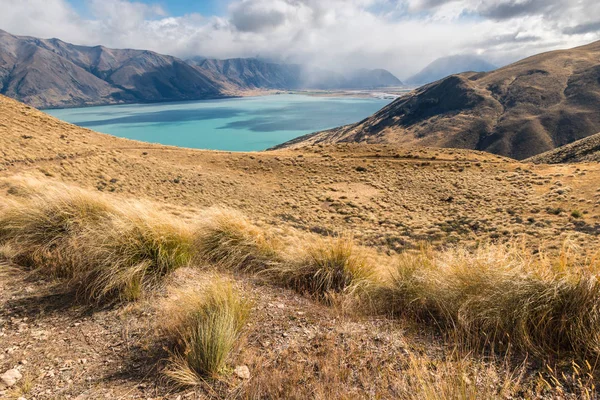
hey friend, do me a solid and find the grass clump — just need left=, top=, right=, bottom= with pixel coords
left=0, top=182, right=195, bottom=303
left=161, top=280, right=250, bottom=384
left=384, top=244, right=600, bottom=358
left=195, top=209, right=282, bottom=273
left=78, top=206, right=195, bottom=302
left=275, top=236, right=376, bottom=300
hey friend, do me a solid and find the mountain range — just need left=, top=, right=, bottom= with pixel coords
left=278, top=41, right=600, bottom=160
left=188, top=58, right=402, bottom=91
left=0, top=30, right=402, bottom=108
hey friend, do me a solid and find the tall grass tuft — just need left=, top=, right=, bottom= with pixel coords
left=275, top=236, right=376, bottom=301
left=161, top=280, right=250, bottom=384
left=0, top=185, right=115, bottom=277
left=0, top=182, right=195, bottom=303
left=78, top=206, right=196, bottom=302
left=384, top=244, right=600, bottom=358
left=195, top=209, right=282, bottom=273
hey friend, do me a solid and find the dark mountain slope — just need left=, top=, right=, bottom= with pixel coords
left=276, top=41, right=600, bottom=160
left=0, top=30, right=227, bottom=108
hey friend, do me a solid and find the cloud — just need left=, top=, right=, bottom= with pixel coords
left=564, top=21, right=600, bottom=35
left=0, top=0, right=599, bottom=78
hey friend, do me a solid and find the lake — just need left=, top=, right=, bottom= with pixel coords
left=46, top=94, right=392, bottom=151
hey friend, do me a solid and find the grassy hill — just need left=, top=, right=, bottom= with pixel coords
left=2, top=94, right=600, bottom=398
left=278, top=40, right=600, bottom=160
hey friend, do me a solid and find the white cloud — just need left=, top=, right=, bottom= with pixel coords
left=0, top=0, right=598, bottom=78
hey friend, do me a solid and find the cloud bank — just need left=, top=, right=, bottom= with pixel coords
left=0, top=0, right=599, bottom=78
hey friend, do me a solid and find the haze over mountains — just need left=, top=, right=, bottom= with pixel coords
left=406, top=55, right=497, bottom=85
left=189, top=58, right=402, bottom=91
left=0, top=30, right=402, bottom=109
left=280, top=40, right=600, bottom=160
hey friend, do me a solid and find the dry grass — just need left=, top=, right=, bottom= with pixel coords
left=271, top=236, right=377, bottom=301
left=195, top=209, right=283, bottom=273
left=382, top=243, right=600, bottom=359
left=161, top=280, right=250, bottom=384
left=0, top=182, right=195, bottom=303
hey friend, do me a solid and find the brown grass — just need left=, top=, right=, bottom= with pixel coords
left=160, top=280, right=250, bottom=384
left=382, top=243, right=600, bottom=358
left=195, top=209, right=283, bottom=273
left=0, top=182, right=195, bottom=303
left=270, top=236, right=377, bottom=301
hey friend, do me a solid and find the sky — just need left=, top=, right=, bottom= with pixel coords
left=1, top=0, right=599, bottom=78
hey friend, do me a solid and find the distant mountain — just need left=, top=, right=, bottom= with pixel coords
left=526, top=132, right=600, bottom=164
left=406, top=55, right=496, bottom=85
left=346, top=69, right=403, bottom=88
left=276, top=40, right=600, bottom=160
left=189, top=58, right=304, bottom=89
left=189, top=57, right=402, bottom=90
left=0, top=29, right=229, bottom=108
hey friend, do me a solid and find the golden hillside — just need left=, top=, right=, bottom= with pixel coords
left=2, top=94, right=600, bottom=398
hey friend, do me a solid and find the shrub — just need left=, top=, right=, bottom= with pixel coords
left=161, top=281, right=250, bottom=383
left=571, top=210, right=583, bottom=219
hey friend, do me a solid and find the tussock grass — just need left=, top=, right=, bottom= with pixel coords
left=161, top=280, right=250, bottom=383
left=77, top=206, right=195, bottom=302
left=383, top=243, right=600, bottom=358
left=0, top=182, right=195, bottom=302
left=195, top=209, right=283, bottom=273
left=399, top=353, right=526, bottom=400
left=0, top=185, right=116, bottom=277
left=273, top=236, right=376, bottom=300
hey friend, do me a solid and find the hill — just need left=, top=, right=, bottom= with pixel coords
left=406, top=55, right=496, bottom=85
left=526, top=131, right=600, bottom=163
left=277, top=40, right=600, bottom=160
left=2, top=93, right=600, bottom=398
left=0, top=30, right=231, bottom=108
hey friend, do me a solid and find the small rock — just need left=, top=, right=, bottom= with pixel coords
left=1, top=368, right=22, bottom=388
left=234, top=365, right=250, bottom=380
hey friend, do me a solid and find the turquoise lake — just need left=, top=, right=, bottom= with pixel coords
left=46, top=94, right=392, bottom=151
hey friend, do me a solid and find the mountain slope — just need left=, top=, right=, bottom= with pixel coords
left=406, top=55, right=496, bottom=85
left=277, top=41, right=600, bottom=160
left=0, top=30, right=228, bottom=108
left=526, top=131, right=600, bottom=163
left=190, top=58, right=304, bottom=89
left=346, top=68, right=403, bottom=88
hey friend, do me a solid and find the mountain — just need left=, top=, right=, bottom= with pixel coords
left=0, top=30, right=229, bottom=108
left=276, top=41, right=600, bottom=160
left=406, top=55, right=497, bottom=85
left=526, top=131, right=600, bottom=163
left=189, top=58, right=304, bottom=89
left=346, top=68, right=403, bottom=88
left=189, top=57, right=402, bottom=90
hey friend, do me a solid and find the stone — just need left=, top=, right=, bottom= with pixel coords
left=234, top=365, right=250, bottom=380
left=1, top=368, right=22, bottom=388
